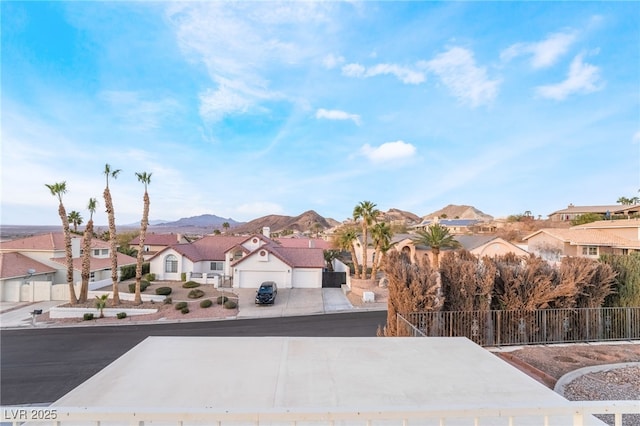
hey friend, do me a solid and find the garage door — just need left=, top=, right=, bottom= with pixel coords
left=236, top=271, right=286, bottom=288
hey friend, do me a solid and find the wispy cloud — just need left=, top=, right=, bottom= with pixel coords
left=316, top=108, right=361, bottom=125
left=501, top=31, right=577, bottom=69
left=360, top=140, right=417, bottom=164
left=323, top=53, right=345, bottom=69
left=419, top=47, right=500, bottom=107
left=341, top=62, right=425, bottom=84
left=536, top=53, right=603, bottom=100
left=100, top=91, right=180, bottom=131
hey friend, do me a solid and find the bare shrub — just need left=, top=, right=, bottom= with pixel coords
left=440, top=250, right=495, bottom=312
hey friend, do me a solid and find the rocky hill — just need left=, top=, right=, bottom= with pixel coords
left=231, top=210, right=339, bottom=235
left=154, top=214, right=242, bottom=229
left=380, top=208, right=421, bottom=225
left=423, top=204, right=494, bottom=222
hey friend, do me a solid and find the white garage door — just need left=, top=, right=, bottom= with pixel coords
left=292, top=269, right=321, bottom=288
left=236, top=271, right=286, bottom=288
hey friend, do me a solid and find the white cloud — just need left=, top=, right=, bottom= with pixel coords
left=323, top=53, right=345, bottom=69
left=536, top=53, right=603, bottom=100
left=99, top=91, right=180, bottom=131
left=501, top=31, right=577, bottom=69
left=316, top=108, right=361, bottom=125
left=360, top=140, right=417, bottom=164
left=420, top=47, right=500, bottom=107
left=632, top=131, right=640, bottom=144
left=341, top=62, right=425, bottom=84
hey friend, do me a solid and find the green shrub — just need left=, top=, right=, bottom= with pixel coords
left=182, top=281, right=200, bottom=288
left=200, top=299, right=213, bottom=308
left=181, top=307, right=190, bottom=314
left=216, top=295, right=229, bottom=305
left=164, top=297, right=172, bottom=305
left=155, top=286, right=172, bottom=296
left=128, top=280, right=149, bottom=293
left=175, top=301, right=188, bottom=310
left=119, top=264, right=136, bottom=281
left=144, top=273, right=156, bottom=282
left=223, top=300, right=237, bottom=309
left=181, top=272, right=186, bottom=282
left=83, top=313, right=94, bottom=321
left=188, top=289, right=205, bottom=299
left=116, top=312, right=127, bottom=319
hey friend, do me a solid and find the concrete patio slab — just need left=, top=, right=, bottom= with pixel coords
left=51, top=336, right=605, bottom=425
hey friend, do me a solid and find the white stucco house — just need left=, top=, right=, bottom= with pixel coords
left=0, top=232, right=136, bottom=302
left=148, top=229, right=327, bottom=289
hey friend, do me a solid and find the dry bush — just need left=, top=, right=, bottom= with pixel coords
left=440, top=250, right=495, bottom=312
left=382, top=251, right=442, bottom=336
left=556, top=257, right=615, bottom=308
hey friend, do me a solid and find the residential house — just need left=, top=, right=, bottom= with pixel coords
left=413, top=217, right=482, bottom=235
left=392, top=234, right=528, bottom=265
left=148, top=229, right=326, bottom=288
left=130, top=233, right=189, bottom=260
left=524, top=219, right=640, bottom=261
left=0, top=232, right=136, bottom=302
left=548, top=204, right=640, bottom=222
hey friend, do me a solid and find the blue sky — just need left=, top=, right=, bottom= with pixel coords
left=2, top=1, right=639, bottom=226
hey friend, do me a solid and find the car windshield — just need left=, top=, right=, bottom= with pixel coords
left=258, top=286, right=272, bottom=293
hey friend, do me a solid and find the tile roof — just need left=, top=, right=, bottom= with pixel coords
left=524, top=228, right=640, bottom=249
left=455, top=235, right=500, bottom=250
left=0, top=252, right=57, bottom=279
left=234, top=246, right=325, bottom=268
left=0, top=232, right=67, bottom=251
left=131, top=233, right=182, bottom=245
left=274, top=238, right=332, bottom=250
left=571, top=218, right=640, bottom=229
left=549, top=205, right=635, bottom=215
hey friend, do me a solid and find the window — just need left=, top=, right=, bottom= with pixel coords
left=90, top=272, right=95, bottom=282
left=94, top=249, right=101, bottom=256
left=101, top=249, right=108, bottom=255
left=582, top=246, right=598, bottom=256
left=165, top=255, right=178, bottom=273
left=210, top=261, right=223, bottom=271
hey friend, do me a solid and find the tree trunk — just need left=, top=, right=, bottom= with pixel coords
left=361, top=226, right=368, bottom=279
left=78, top=220, right=93, bottom=303
left=349, top=246, right=361, bottom=279
left=59, top=204, right=78, bottom=305
left=432, top=247, right=441, bottom=269
left=370, top=247, right=381, bottom=281
left=104, top=188, right=120, bottom=305
left=134, top=192, right=150, bottom=305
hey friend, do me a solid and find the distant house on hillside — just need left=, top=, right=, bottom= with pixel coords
left=0, top=232, right=136, bottom=302
left=130, top=233, right=189, bottom=260
left=524, top=219, right=640, bottom=261
left=148, top=228, right=326, bottom=289
left=548, top=204, right=640, bottom=222
left=413, top=217, right=482, bottom=235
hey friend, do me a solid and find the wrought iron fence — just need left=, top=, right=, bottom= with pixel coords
left=400, top=307, right=640, bottom=346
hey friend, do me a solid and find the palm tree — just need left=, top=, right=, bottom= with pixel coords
left=67, top=210, right=83, bottom=232
left=353, top=201, right=380, bottom=279
left=412, top=223, right=460, bottom=269
left=134, top=171, right=152, bottom=305
left=617, top=196, right=632, bottom=205
left=45, top=182, right=78, bottom=305
left=79, top=198, right=98, bottom=303
left=370, top=222, right=393, bottom=280
left=335, top=226, right=361, bottom=277
left=103, top=164, right=121, bottom=305
left=222, top=222, right=230, bottom=234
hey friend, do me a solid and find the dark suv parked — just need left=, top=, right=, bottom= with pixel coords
left=255, top=281, right=278, bottom=305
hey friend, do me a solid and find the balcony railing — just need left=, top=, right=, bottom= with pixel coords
left=2, top=401, right=639, bottom=425
left=398, top=307, right=640, bottom=346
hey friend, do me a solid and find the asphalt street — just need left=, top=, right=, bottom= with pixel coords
left=0, top=311, right=387, bottom=405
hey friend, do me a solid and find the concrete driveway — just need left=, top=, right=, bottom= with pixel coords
left=235, top=288, right=352, bottom=319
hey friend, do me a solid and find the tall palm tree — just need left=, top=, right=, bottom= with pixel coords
left=45, top=182, right=78, bottom=304
left=79, top=198, right=97, bottom=303
left=134, top=171, right=152, bottom=305
left=222, top=222, right=230, bottom=234
left=335, top=226, right=361, bottom=278
left=370, top=222, right=393, bottom=280
left=103, top=163, right=121, bottom=305
left=412, top=223, right=460, bottom=269
left=67, top=210, right=83, bottom=232
left=352, top=201, right=380, bottom=279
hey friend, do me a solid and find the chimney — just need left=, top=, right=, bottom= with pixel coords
left=309, top=239, right=315, bottom=248
left=263, top=227, right=270, bottom=238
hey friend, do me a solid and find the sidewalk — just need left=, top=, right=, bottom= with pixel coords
left=0, top=288, right=385, bottom=329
